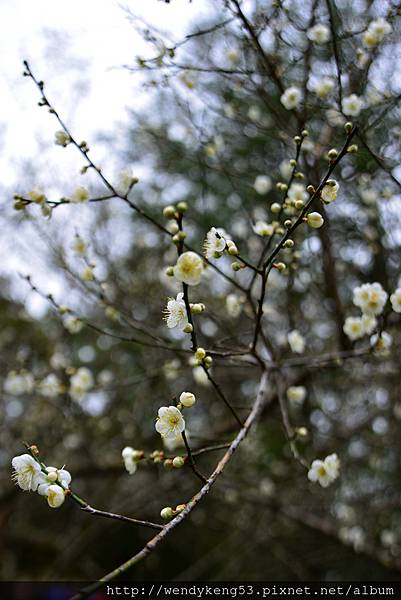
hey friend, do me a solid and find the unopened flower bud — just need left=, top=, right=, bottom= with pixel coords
left=165, top=266, right=174, bottom=277
left=294, top=200, right=304, bottom=210
left=284, top=239, right=294, bottom=248
left=204, top=356, right=213, bottom=368
left=271, top=203, right=281, bottom=214
left=173, top=456, right=185, bottom=468
left=160, top=507, right=174, bottom=520
left=284, top=219, right=292, bottom=228
left=163, top=205, right=176, bottom=219
left=176, top=201, right=188, bottom=213
left=274, top=262, right=286, bottom=272
left=306, top=212, right=324, bottom=228
left=164, top=459, right=174, bottom=470
left=191, top=303, right=204, bottom=315
left=344, top=121, right=353, bottom=133
left=175, top=503, right=186, bottom=513
left=327, top=148, right=338, bottom=160
left=183, top=324, right=193, bottom=334
left=227, top=242, right=239, bottom=256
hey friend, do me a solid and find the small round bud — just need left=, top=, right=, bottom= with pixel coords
left=47, top=471, right=58, bottom=482
left=164, top=459, right=174, bottom=470
left=344, top=122, right=353, bottom=133
left=294, top=135, right=302, bottom=144
left=294, top=172, right=304, bottom=180
left=163, top=205, right=176, bottom=219
left=195, top=347, right=206, bottom=361
left=284, top=219, right=292, bottom=228
left=204, top=356, right=213, bottom=368
left=289, top=159, right=297, bottom=167
left=177, top=231, right=187, bottom=241
left=306, top=212, right=324, bottom=229
left=284, top=239, right=294, bottom=248
left=172, top=234, right=181, bottom=244
left=180, top=391, right=196, bottom=407
left=327, top=148, right=338, bottom=160
left=160, top=507, right=174, bottom=520
left=169, top=223, right=179, bottom=234
left=275, top=227, right=285, bottom=235
left=183, top=324, right=193, bottom=334
left=306, top=185, right=315, bottom=194
left=191, top=303, right=204, bottom=315
left=175, top=504, right=186, bottom=513
left=176, top=201, right=188, bottom=213
left=227, top=243, right=239, bottom=256
left=296, top=427, right=308, bottom=438
left=301, top=129, right=309, bottom=137
left=294, top=200, right=304, bottom=210
left=172, top=456, right=185, bottom=469
left=231, top=262, right=241, bottom=272
left=274, top=262, right=286, bottom=272
left=347, top=144, right=358, bottom=153
left=132, top=450, right=144, bottom=460
left=165, top=266, right=174, bottom=277
left=271, top=203, right=281, bottom=214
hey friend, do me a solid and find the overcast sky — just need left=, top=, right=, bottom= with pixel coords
left=0, top=0, right=214, bottom=315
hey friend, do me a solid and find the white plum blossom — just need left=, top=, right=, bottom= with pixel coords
left=371, top=331, right=392, bottom=356
left=11, top=454, right=44, bottom=491
left=286, top=386, right=307, bottom=405
left=306, top=212, right=324, bottom=228
left=279, top=160, right=293, bottom=180
left=342, top=94, right=363, bottom=117
left=180, top=391, right=196, bottom=408
left=314, top=77, right=335, bottom=98
left=307, top=23, right=330, bottom=44
left=163, top=434, right=186, bottom=452
left=390, top=288, right=401, bottom=313
left=174, top=251, right=203, bottom=286
left=193, top=365, right=210, bottom=386
left=288, top=183, right=308, bottom=204
left=81, top=266, right=94, bottom=282
left=226, top=293, right=244, bottom=318
left=70, top=367, right=94, bottom=401
left=122, top=447, right=140, bottom=475
left=321, top=180, right=339, bottom=204
left=164, top=292, right=188, bottom=330
left=71, top=186, right=90, bottom=203
left=54, top=130, right=70, bottom=146
left=361, top=314, right=377, bottom=335
left=155, top=406, right=185, bottom=440
left=288, top=330, right=305, bottom=354
left=37, top=466, right=72, bottom=494
left=40, top=484, right=66, bottom=508
left=363, top=18, right=392, bottom=48
left=343, top=317, right=364, bottom=341
left=353, top=282, right=388, bottom=315
left=71, top=235, right=87, bottom=256
left=253, top=175, right=272, bottom=195
left=308, top=453, right=340, bottom=487
left=4, top=371, right=35, bottom=396
left=63, top=315, right=84, bottom=334
left=280, top=86, right=302, bottom=110
left=253, top=221, right=275, bottom=237
left=203, top=227, right=226, bottom=259
left=38, top=374, right=62, bottom=398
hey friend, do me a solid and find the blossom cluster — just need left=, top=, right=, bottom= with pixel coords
left=11, top=453, right=71, bottom=508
